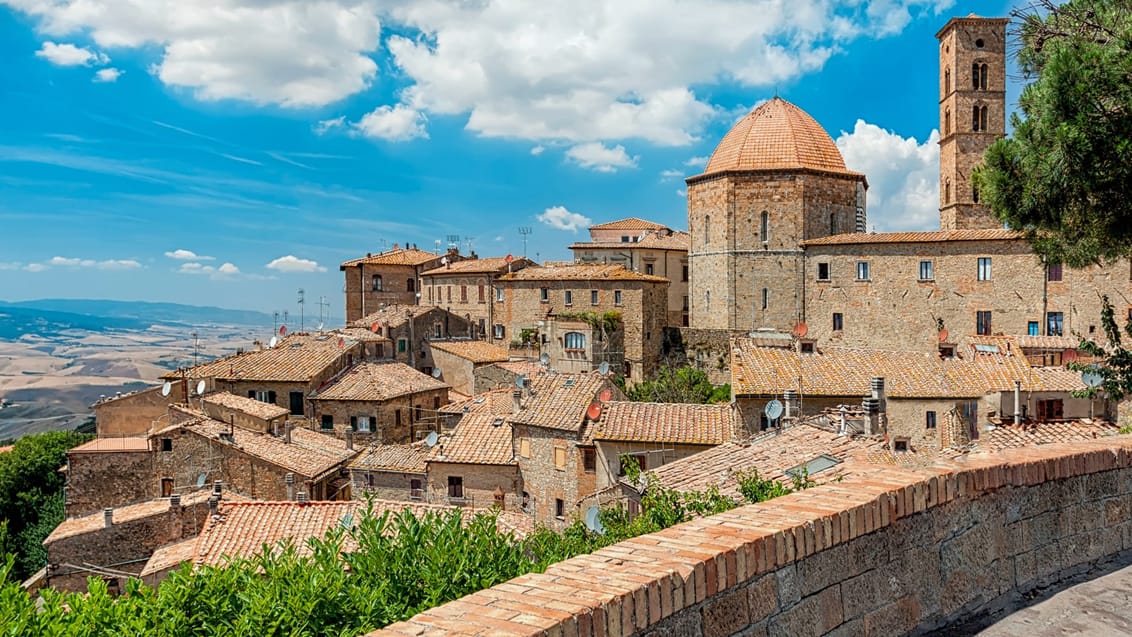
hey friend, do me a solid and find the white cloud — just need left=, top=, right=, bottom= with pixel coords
left=660, top=168, right=683, bottom=181
left=684, top=155, right=709, bottom=168
left=835, top=119, right=940, bottom=232
left=93, top=67, right=122, bottom=82
left=314, top=116, right=347, bottom=135
left=265, top=255, right=326, bottom=273
left=35, top=41, right=108, bottom=66
left=537, top=205, right=591, bottom=232
left=43, top=256, right=142, bottom=270
left=0, top=262, right=21, bottom=270
left=530, top=145, right=545, bottom=156
left=676, top=189, right=687, bottom=198
left=24, top=263, right=47, bottom=273
left=165, top=249, right=214, bottom=261
left=566, top=142, right=638, bottom=173
left=13, top=1, right=381, bottom=108
left=353, top=105, right=429, bottom=142
left=217, top=262, right=240, bottom=275
left=178, top=261, right=240, bottom=278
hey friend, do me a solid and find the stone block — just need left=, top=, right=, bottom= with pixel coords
left=747, top=574, right=779, bottom=621
left=1085, top=470, right=1122, bottom=502
left=1104, top=495, right=1132, bottom=527
left=701, top=587, right=751, bottom=637
left=638, top=609, right=702, bottom=637
left=862, top=595, right=920, bottom=637
left=795, top=543, right=849, bottom=597
left=766, top=584, right=842, bottom=637
left=775, top=565, right=800, bottom=608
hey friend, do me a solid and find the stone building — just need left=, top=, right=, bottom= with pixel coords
left=495, top=264, right=669, bottom=381
left=340, top=245, right=463, bottom=323
left=64, top=437, right=156, bottom=517
left=426, top=411, right=521, bottom=511
left=570, top=218, right=691, bottom=327
left=426, top=340, right=510, bottom=396
left=350, top=304, right=473, bottom=375
left=348, top=443, right=430, bottom=502
left=91, top=385, right=179, bottom=437
left=419, top=256, right=534, bottom=341
left=307, top=361, right=449, bottom=443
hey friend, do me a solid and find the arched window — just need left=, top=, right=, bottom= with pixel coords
left=830, top=212, right=837, bottom=235
left=761, top=287, right=769, bottom=310
left=372, top=274, right=383, bottom=291
left=944, top=108, right=951, bottom=136
left=980, top=105, right=988, bottom=131
left=759, top=211, right=769, bottom=244
left=972, top=104, right=982, bottom=131
left=971, top=63, right=980, bottom=90
left=944, top=68, right=950, bottom=92
left=705, top=290, right=711, bottom=309
left=407, top=278, right=415, bottom=293
left=973, top=184, right=980, bottom=204
left=704, top=215, right=710, bottom=244
left=564, top=332, right=586, bottom=350
left=945, top=178, right=952, bottom=204
left=980, top=63, right=988, bottom=90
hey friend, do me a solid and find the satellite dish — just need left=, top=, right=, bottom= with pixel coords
left=425, top=431, right=439, bottom=447
left=938, top=328, right=949, bottom=343
left=1063, top=349, right=1079, bottom=362
left=370, top=322, right=381, bottom=334
left=1082, top=365, right=1104, bottom=388
left=340, top=512, right=354, bottom=529
left=195, top=380, right=206, bottom=396
left=269, top=336, right=278, bottom=348
left=161, top=382, right=172, bottom=397
left=196, top=474, right=207, bottom=487
left=598, top=361, right=610, bottom=376
left=539, top=352, right=550, bottom=366
left=584, top=506, right=604, bottom=534
left=598, top=388, right=613, bottom=403
left=279, top=325, right=287, bottom=336
left=586, top=402, right=602, bottom=421
left=764, top=399, right=784, bottom=421
left=337, top=337, right=346, bottom=349
left=791, top=322, right=808, bottom=338
left=515, top=375, right=528, bottom=389
left=431, top=368, right=442, bottom=379
left=505, top=254, right=514, bottom=263
left=440, top=256, right=448, bottom=265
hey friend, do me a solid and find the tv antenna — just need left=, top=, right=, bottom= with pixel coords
left=518, top=227, right=532, bottom=257
left=434, top=239, right=441, bottom=254
left=446, top=234, right=461, bottom=249
left=191, top=331, right=200, bottom=367
left=464, top=236, right=475, bottom=254
left=318, top=296, right=330, bottom=328
left=297, top=289, right=305, bottom=332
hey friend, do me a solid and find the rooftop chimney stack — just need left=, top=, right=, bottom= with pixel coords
left=208, top=496, right=218, bottom=516
left=285, top=472, right=295, bottom=501
left=297, top=491, right=308, bottom=503
left=1014, top=380, right=1022, bottom=426
left=862, top=397, right=881, bottom=436
left=783, top=389, right=799, bottom=420
left=213, top=480, right=222, bottom=496
left=345, top=430, right=354, bottom=451
left=169, top=494, right=181, bottom=509
left=284, top=423, right=292, bottom=444
left=512, top=390, right=522, bottom=414
left=103, top=508, right=113, bottom=528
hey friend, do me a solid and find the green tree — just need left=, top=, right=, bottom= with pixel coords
left=974, top=0, right=1132, bottom=267
left=622, top=365, right=731, bottom=404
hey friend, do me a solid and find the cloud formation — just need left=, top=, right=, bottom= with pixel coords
left=353, top=105, right=429, bottom=142
left=35, top=41, right=108, bottom=66
left=537, top=205, right=591, bottom=232
left=178, top=262, right=240, bottom=278
left=265, top=255, right=326, bottom=273
left=165, top=249, right=214, bottom=261
left=27, top=256, right=144, bottom=270
left=566, top=143, right=638, bottom=173
left=93, top=67, right=122, bottom=82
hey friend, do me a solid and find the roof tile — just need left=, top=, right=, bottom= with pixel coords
left=593, top=402, right=738, bottom=445
left=312, top=362, right=448, bottom=402
left=428, top=340, right=510, bottom=364
left=801, top=229, right=1022, bottom=246
left=497, top=264, right=668, bottom=283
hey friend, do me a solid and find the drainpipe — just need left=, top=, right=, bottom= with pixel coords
left=1014, top=380, right=1022, bottom=425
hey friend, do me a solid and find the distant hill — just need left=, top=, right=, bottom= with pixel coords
left=0, top=304, right=152, bottom=340
left=0, top=299, right=272, bottom=329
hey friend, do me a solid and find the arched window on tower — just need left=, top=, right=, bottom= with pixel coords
left=944, top=68, right=950, bottom=93
left=973, top=184, right=980, bottom=204
left=973, top=104, right=989, bottom=131
left=972, top=63, right=980, bottom=90
left=760, top=211, right=769, bottom=244
left=704, top=215, right=710, bottom=245
left=830, top=212, right=837, bottom=235
left=945, top=178, right=951, bottom=204
left=945, top=108, right=951, bottom=136
left=761, top=287, right=769, bottom=310
left=980, top=63, right=988, bottom=90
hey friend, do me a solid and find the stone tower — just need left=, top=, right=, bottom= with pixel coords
left=937, top=15, right=1010, bottom=230
left=687, top=97, right=867, bottom=332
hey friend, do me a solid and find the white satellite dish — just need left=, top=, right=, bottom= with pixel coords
left=598, top=361, right=610, bottom=376
left=539, top=352, right=550, bottom=366
left=195, top=380, right=206, bottom=396
left=431, top=368, right=442, bottom=379
left=425, top=431, right=439, bottom=447
left=269, top=336, right=278, bottom=348
left=515, top=375, right=528, bottom=389
left=1082, top=365, right=1105, bottom=388
left=764, top=399, right=784, bottom=421
left=161, top=382, right=172, bottom=397
left=196, top=474, right=207, bottom=487
left=583, top=505, right=605, bottom=534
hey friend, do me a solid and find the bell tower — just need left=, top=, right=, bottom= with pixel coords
left=937, top=15, right=1009, bottom=230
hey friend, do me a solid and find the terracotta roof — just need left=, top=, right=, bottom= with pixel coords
left=420, top=257, right=533, bottom=277
left=571, top=230, right=691, bottom=252
left=801, top=229, right=1022, bottom=246
left=1012, top=334, right=1084, bottom=350
left=350, top=442, right=431, bottom=473
left=68, top=437, right=150, bottom=453
left=439, top=388, right=516, bottom=416
left=312, top=362, right=447, bottom=402
left=0, top=445, right=13, bottom=455
left=350, top=304, right=442, bottom=329
left=731, top=339, right=1084, bottom=399
left=45, top=488, right=247, bottom=544
left=972, top=419, right=1121, bottom=453
left=508, top=373, right=612, bottom=433
left=589, top=218, right=669, bottom=231
left=431, top=412, right=514, bottom=465
left=497, top=264, right=668, bottom=283
left=175, top=411, right=355, bottom=478
left=163, top=333, right=352, bottom=383
left=592, top=402, right=738, bottom=445
left=202, top=392, right=289, bottom=421
left=335, top=327, right=392, bottom=343
left=428, top=340, right=510, bottom=364
left=140, top=536, right=199, bottom=578
left=699, top=98, right=860, bottom=178
left=340, top=248, right=447, bottom=268
left=491, top=360, right=547, bottom=380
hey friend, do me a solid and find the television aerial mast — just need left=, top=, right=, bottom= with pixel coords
left=518, top=227, right=532, bottom=257
left=297, top=289, right=305, bottom=332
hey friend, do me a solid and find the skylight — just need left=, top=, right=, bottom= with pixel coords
left=785, top=454, right=842, bottom=479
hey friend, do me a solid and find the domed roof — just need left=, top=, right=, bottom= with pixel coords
left=701, top=97, right=855, bottom=177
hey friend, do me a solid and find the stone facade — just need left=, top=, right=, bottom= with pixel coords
left=93, top=385, right=178, bottom=437
left=341, top=247, right=461, bottom=323
left=355, top=306, right=473, bottom=374
left=938, top=17, right=1010, bottom=230
left=420, top=257, right=534, bottom=342
left=425, top=461, right=521, bottom=511
left=542, top=319, right=624, bottom=375
left=511, top=424, right=595, bottom=529
left=352, top=469, right=426, bottom=502
left=65, top=444, right=154, bottom=517
left=309, top=390, right=448, bottom=444
left=592, top=441, right=715, bottom=490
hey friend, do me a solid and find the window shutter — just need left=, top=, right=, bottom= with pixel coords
left=350, top=416, right=357, bottom=431
left=248, top=390, right=256, bottom=399
left=267, top=391, right=277, bottom=404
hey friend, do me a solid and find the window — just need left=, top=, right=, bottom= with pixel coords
left=893, top=439, right=909, bottom=453
left=614, top=290, right=622, bottom=306
left=356, top=416, right=371, bottom=433
left=540, top=287, right=549, bottom=303
left=856, top=261, right=870, bottom=281
left=645, top=263, right=654, bottom=276
left=977, top=257, right=992, bottom=281
left=761, top=287, right=769, bottom=310
left=555, top=498, right=565, bottom=520
left=320, top=415, right=334, bottom=430
left=817, top=262, right=830, bottom=281
left=447, top=476, right=464, bottom=499
left=944, top=178, right=951, bottom=204
left=460, top=285, right=467, bottom=302
left=976, top=310, right=993, bottom=335
left=618, top=454, right=647, bottom=476
left=980, top=63, right=988, bottom=90
left=926, top=411, right=937, bottom=429
left=496, top=287, right=504, bottom=302
left=397, top=338, right=407, bottom=353
left=681, top=265, right=689, bottom=282
left=919, top=260, right=934, bottom=281
left=395, top=410, right=401, bottom=426
left=582, top=448, right=596, bottom=473
left=518, top=437, right=530, bottom=458
left=829, top=213, right=837, bottom=235
left=520, top=491, right=530, bottom=512
left=975, top=38, right=984, bottom=48
left=372, top=274, right=383, bottom=291
left=565, top=290, right=573, bottom=305
left=832, top=312, right=843, bottom=332
left=973, top=104, right=988, bottom=131
left=251, top=390, right=276, bottom=404
left=704, top=215, right=710, bottom=242
left=939, top=345, right=956, bottom=358
left=1047, top=311, right=1064, bottom=336
left=478, top=284, right=485, bottom=302
left=407, top=278, right=415, bottom=292
left=1047, top=262, right=1063, bottom=282
left=621, top=235, right=630, bottom=243
left=1037, top=399, right=1064, bottom=421
left=944, top=108, right=951, bottom=136
left=428, top=286, right=433, bottom=302
left=972, top=63, right=980, bottom=89
left=160, top=438, right=173, bottom=452
left=1028, top=321, right=1040, bottom=336
left=446, top=286, right=451, bottom=302
left=554, top=446, right=567, bottom=470
left=945, top=68, right=950, bottom=92
left=564, top=332, right=586, bottom=350
left=161, top=477, right=174, bottom=497
left=800, top=341, right=815, bottom=354
left=409, top=479, right=423, bottom=501
left=433, top=323, right=442, bottom=338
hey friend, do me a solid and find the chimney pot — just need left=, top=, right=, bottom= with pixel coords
left=284, top=423, right=292, bottom=444
left=103, top=508, right=113, bottom=528
left=783, top=389, right=799, bottom=420
left=512, top=390, right=522, bottom=414
left=297, top=491, right=308, bottom=503
left=213, top=480, right=222, bottom=495
left=208, top=496, right=218, bottom=516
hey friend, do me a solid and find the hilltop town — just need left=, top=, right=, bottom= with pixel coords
left=10, top=12, right=1132, bottom=635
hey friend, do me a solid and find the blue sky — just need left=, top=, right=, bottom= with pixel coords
left=0, top=0, right=1022, bottom=317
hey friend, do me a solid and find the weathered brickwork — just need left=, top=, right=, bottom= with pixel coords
left=66, top=448, right=155, bottom=517
left=309, top=390, right=447, bottom=444
left=372, top=438, right=1132, bottom=637
left=342, top=248, right=460, bottom=323
left=938, top=17, right=1010, bottom=230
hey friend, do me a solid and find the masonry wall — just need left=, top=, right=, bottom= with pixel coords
left=426, top=462, right=521, bottom=511
left=513, top=424, right=586, bottom=529
left=573, top=246, right=689, bottom=328
left=65, top=449, right=155, bottom=517
left=373, top=437, right=1132, bottom=637
left=474, top=363, right=526, bottom=394
left=593, top=441, right=715, bottom=490
left=428, top=348, right=478, bottom=396
left=94, top=386, right=177, bottom=437
left=310, top=390, right=447, bottom=444
left=886, top=398, right=975, bottom=451
left=421, top=273, right=493, bottom=333
left=351, top=469, right=425, bottom=503
left=662, top=327, right=736, bottom=386
left=988, top=390, right=1107, bottom=423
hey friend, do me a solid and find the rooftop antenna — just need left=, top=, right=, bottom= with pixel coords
left=297, top=289, right=305, bottom=332
left=446, top=234, right=460, bottom=250
left=191, top=331, right=200, bottom=367
left=318, top=295, right=330, bottom=329
left=273, top=311, right=280, bottom=334
left=434, top=239, right=441, bottom=254
left=464, top=236, right=475, bottom=254
left=518, top=227, right=532, bottom=257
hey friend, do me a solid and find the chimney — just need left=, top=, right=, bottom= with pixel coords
left=297, top=491, right=308, bottom=503
left=783, top=389, right=799, bottom=420
left=285, top=473, right=295, bottom=501
left=512, top=390, right=522, bottom=414
left=862, top=397, right=882, bottom=436
left=838, top=405, right=849, bottom=436
left=345, top=430, right=354, bottom=451
left=1014, top=379, right=1022, bottom=425
left=213, top=480, right=222, bottom=496
left=103, top=508, right=113, bottom=528
left=284, top=423, right=292, bottom=444
left=208, top=496, right=218, bottom=516
left=169, top=494, right=181, bottom=509
left=870, top=377, right=886, bottom=414
left=393, top=243, right=399, bottom=250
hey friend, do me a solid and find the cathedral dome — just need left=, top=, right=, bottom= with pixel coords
left=701, top=97, right=855, bottom=177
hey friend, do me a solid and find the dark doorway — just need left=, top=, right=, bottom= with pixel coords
left=289, top=391, right=304, bottom=416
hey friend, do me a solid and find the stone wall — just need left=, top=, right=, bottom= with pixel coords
left=371, top=437, right=1132, bottom=637
left=309, top=390, right=447, bottom=444
left=512, top=424, right=591, bottom=529
left=94, top=386, right=177, bottom=437
left=661, top=327, right=736, bottom=386
left=351, top=469, right=425, bottom=503
left=66, top=448, right=155, bottom=517
left=428, top=348, right=477, bottom=396
left=425, top=461, right=522, bottom=511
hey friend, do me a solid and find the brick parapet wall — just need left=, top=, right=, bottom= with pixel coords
left=370, top=437, right=1132, bottom=636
